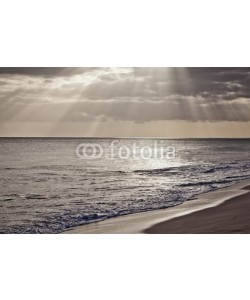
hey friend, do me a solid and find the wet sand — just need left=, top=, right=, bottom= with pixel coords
left=63, top=180, right=250, bottom=234
left=145, top=185, right=250, bottom=234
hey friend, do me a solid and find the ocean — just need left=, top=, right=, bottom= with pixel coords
left=1, top=138, right=250, bottom=233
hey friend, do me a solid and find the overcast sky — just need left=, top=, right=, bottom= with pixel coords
left=0, top=67, right=250, bottom=137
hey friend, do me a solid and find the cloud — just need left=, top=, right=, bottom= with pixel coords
left=0, top=67, right=98, bottom=77
left=0, top=67, right=250, bottom=124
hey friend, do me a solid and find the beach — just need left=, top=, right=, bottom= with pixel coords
left=2, top=138, right=250, bottom=233
left=146, top=183, right=250, bottom=233
left=63, top=179, right=250, bottom=234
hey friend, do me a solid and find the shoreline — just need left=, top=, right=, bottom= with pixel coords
left=146, top=182, right=250, bottom=234
left=63, top=179, right=250, bottom=234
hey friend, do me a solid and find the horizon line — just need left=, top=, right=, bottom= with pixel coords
left=0, top=136, right=250, bottom=139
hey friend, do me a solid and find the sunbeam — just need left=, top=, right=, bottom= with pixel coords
left=0, top=67, right=250, bottom=137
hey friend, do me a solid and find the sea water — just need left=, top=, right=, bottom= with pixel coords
left=0, top=138, right=250, bottom=233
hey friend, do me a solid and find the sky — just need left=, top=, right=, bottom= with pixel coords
left=0, top=67, right=250, bottom=137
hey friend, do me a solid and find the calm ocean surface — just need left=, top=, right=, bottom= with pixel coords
left=1, top=138, right=250, bottom=233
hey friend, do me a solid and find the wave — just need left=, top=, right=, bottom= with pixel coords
left=177, top=179, right=234, bottom=187
left=133, top=161, right=250, bottom=177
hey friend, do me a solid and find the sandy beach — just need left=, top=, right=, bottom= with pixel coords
left=63, top=179, right=250, bottom=234
left=146, top=183, right=250, bottom=233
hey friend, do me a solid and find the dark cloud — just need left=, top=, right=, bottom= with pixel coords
left=0, top=67, right=97, bottom=77
left=0, top=67, right=250, bottom=124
